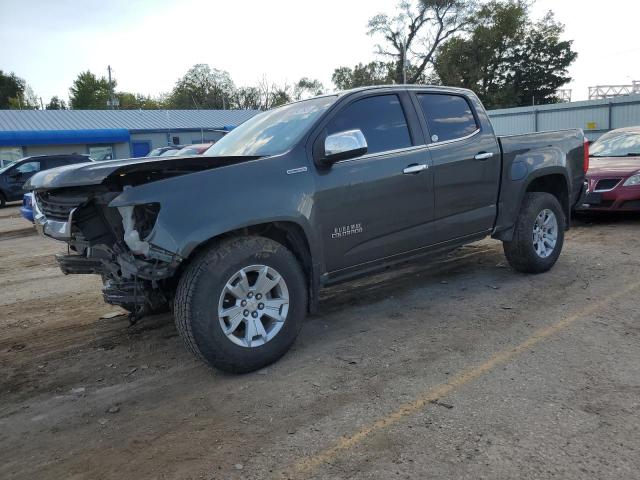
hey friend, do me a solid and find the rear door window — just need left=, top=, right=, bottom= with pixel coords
left=417, top=94, right=478, bottom=143
left=326, top=94, right=412, bottom=155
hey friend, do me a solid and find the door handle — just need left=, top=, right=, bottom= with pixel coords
left=474, top=152, right=494, bottom=160
left=403, top=164, right=428, bottom=174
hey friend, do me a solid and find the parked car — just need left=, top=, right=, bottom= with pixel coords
left=576, top=127, right=640, bottom=212
left=146, top=146, right=183, bottom=158
left=27, top=86, right=586, bottom=373
left=0, top=154, right=92, bottom=207
left=159, top=148, right=182, bottom=157
left=20, top=192, right=34, bottom=222
left=174, top=143, right=213, bottom=156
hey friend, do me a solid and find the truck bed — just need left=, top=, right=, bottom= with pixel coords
left=493, top=129, right=586, bottom=237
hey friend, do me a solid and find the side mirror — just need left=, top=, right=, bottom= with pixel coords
left=321, top=129, right=368, bottom=165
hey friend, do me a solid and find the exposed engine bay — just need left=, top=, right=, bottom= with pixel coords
left=29, top=154, right=263, bottom=320
left=34, top=185, right=180, bottom=320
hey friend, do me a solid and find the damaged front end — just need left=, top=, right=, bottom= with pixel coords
left=33, top=186, right=181, bottom=319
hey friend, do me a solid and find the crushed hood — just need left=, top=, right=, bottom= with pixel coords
left=26, top=155, right=262, bottom=190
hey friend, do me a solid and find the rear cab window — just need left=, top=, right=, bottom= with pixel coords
left=327, top=94, right=413, bottom=156
left=416, top=93, right=479, bottom=143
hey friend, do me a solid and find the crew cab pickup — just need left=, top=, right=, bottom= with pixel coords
left=27, top=86, right=587, bottom=373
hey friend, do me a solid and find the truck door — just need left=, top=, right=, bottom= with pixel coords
left=313, top=92, right=435, bottom=273
left=412, top=92, right=501, bottom=243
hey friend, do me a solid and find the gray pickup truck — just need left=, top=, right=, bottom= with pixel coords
left=28, top=86, right=587, bottom=373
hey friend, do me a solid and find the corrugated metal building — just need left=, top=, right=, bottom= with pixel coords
left=0, top=109, right=260, bottom=163
left=488, top=94, right=640, bottom=141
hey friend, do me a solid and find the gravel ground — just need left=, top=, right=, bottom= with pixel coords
left=0, top=206, right=639, bottom=480
left=0, top=203, right=34, bottom=238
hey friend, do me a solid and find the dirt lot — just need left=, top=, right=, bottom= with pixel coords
left=1, top=205, right=639, bottom=480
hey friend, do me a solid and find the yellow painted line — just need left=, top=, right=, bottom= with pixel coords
left=283, top=280, right=640, bottom=478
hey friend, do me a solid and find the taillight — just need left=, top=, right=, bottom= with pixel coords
left=583, top=137, right=589, bottom=174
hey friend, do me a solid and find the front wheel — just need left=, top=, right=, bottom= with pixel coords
left=503, top=192, right=565, bottom=273
left=174, top=236, right=307, bottom=373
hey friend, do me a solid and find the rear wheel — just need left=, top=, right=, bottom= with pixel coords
left=174, top=236, right=307, bottom=373
left=0, top=192, right=6, bottom=208
left=503, top=192, right=565, bottom=273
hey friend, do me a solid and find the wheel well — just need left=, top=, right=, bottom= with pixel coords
left=526, top=174, right=570, bottom=226
left=182, top=222, right=317, bottom=312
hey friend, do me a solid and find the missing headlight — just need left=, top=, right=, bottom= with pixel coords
left=118, top=203, right=160, bottom=256
left=133, top=203, right=161, bottom=239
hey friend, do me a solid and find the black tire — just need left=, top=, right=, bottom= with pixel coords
left=503, top=192, right=565, bottom=274
left=0, top=192, right=6, bottom=208
left=174, top=236, right=307, bottom=373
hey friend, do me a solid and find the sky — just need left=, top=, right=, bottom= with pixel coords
left=1, top=0, right=639, bottom=105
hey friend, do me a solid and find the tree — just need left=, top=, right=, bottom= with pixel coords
left=292, top=77, right=324, bottom=100
left=69, top=71, right=112, bottom=109
left=269, top=86, right=293, bottom=108
left=231, top=86, right=263, bottom=110
left=0, top=70, right=39, bottom=109
left=368, top=0, right=476, bottom=84
left=332, top=61, right=397, bottom=90
left=435, top=1, right=577, bottom=108
left=0, top=70, right=25, bottom=109
left=264, top=77, right=325, bottom=107
left=19, top=85, right=40, bottom=109
left=510, top=12, right=577, bottom=106
left=117, top=92, right=164, bottom=109
left=168, top=64, right=235, bottom=109
left=46, top=96, right=67, bottom=110
left=231, top=77, right=325, bottom=110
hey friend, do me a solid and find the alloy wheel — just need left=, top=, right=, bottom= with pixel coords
left=532, top=209, right=558, bottom=258
left=217, top=265, right=289, bottom=347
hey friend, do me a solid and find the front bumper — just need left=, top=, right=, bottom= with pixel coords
left=575, top=181, right=640, bottom=211
left=32, top=194, right=76, bottom=240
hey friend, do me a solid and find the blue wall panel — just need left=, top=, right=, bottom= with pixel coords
left=0, top=129, right=130, bottom=146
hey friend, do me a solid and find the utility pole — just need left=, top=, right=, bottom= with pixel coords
left=107, top=65, right=117, bottom=109
left=39, top=97, right=44, bottom=110
left=401, top=43, right=407, bottom=84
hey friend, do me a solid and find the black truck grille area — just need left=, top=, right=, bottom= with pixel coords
left=595, top=178, right=621, bottom=191
left=36, top=191, right=88, bottom=221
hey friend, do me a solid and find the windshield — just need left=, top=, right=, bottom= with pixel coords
left=590, top=131, right=640, bottom=157
left=176, top=146, right=204, bottom=156
left=147, top=148, right=164, bottom=157
left=205, top=95, right=337, bottom=157
left=160, top=149, right=180, bottom=157
left=0, top=159, right=18, bottom=173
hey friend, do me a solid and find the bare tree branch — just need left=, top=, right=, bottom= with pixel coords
left=368, top=0, right=476, bottom=84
